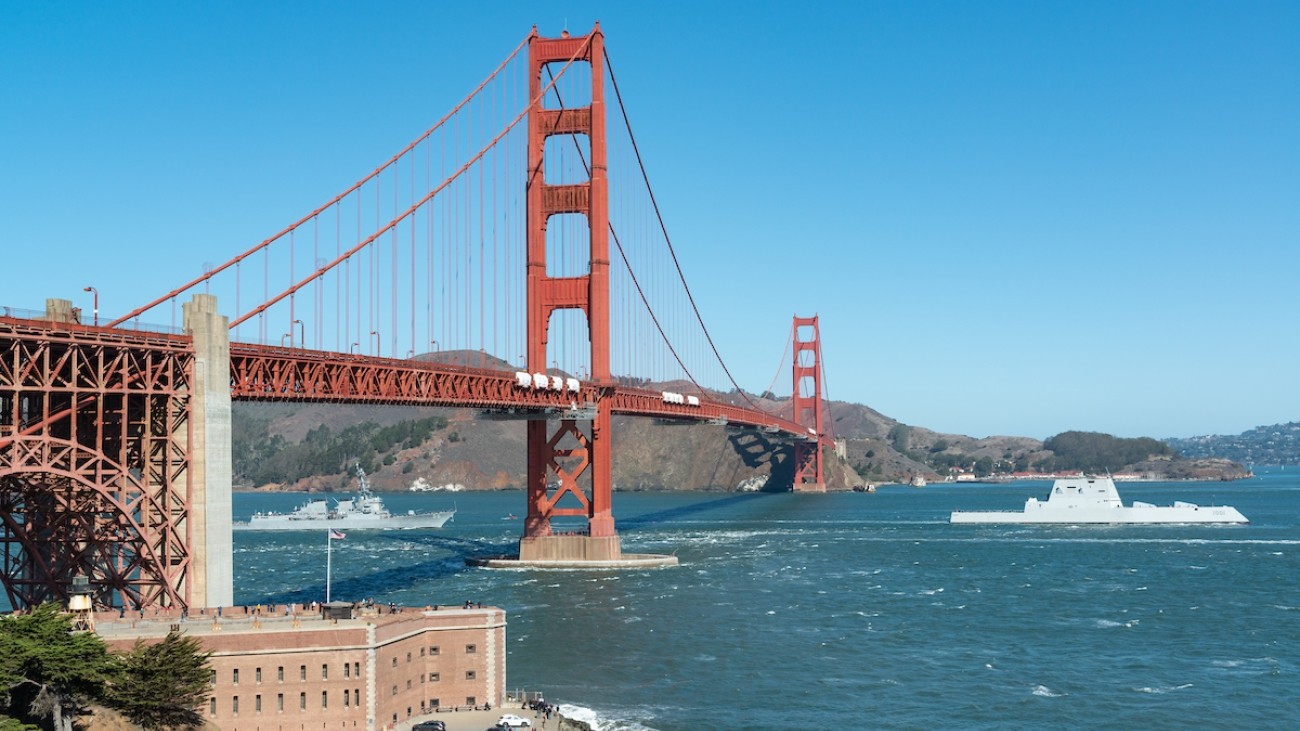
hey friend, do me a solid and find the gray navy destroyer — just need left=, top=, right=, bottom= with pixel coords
left=950, top=475, right=1247, bottom=524
left=234, top=464, right=455, bottom=531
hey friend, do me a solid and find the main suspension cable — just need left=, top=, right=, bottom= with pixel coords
left=604, top=49, right=759, bottom=409
left=112, top=29, right=538, bottom=327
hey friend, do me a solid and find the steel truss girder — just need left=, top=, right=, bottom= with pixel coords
left=229, top=344, right=598, bottom=409
left=0, top=318, right=193, bottom=610
left=606, top=388, right=812, bottom=436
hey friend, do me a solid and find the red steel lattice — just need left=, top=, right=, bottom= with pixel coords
left=0, top=318, right=193, bottom=610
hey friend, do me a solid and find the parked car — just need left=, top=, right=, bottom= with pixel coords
left=412, top=722, right=446, bottom=731
left=496, top=715, right=531, bottom=728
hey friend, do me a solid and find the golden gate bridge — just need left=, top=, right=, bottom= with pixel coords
left=0, top=26, right=833, bottom=612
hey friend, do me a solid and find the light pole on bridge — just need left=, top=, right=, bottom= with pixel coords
left=292, top=319, right=304, bottom=348
left=349, top=342, right=359, bottom=354
left=370, top=330, right=380, bottom=356
left=82, top=286, right=98, bottom=326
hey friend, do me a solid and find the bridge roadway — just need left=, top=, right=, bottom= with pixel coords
left=228, top=341, right=817, bottom=440
left=0, top=315, right=817, bottom=441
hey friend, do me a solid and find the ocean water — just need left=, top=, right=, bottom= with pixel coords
left=234, top=469, right=1300, bottom=730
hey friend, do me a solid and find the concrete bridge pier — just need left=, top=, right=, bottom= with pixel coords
left=183, top=293, right=233, bottom=608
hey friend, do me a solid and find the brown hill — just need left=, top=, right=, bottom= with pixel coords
left=231, top=385, right=1243, bottom=491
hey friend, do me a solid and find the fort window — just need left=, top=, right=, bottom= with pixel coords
left=209, top=670, right=216, bottom=686
left=299, top=692, right=306, bottom=710
left=354, top=662, right=361, bottom=677
left=233, top=669, right=239, bottom=685
left=278, top=693, right=284, bottom=712
left=278, top=666, right=284, bottom=682
left=344, top=663, right=351, bottom=679
left=344, top=689, right=350, bottom=707
left=255, top=694, right=262, bottom=713
left=300, top=665, right=307, bottom=681
left=465, top=670, right=476, bottom=680
left=420, top=648, right=426, bottom=657
left=406, top=652, right=412, bottom=662
left=232, top=696, right=239, bottom=715
left=429, top=672, right=439, bottom=682
left=209, top=698, right=216, bottom=716
left=392, top=657, right=398, bottom=668
left=322, top=663, right=329, bottom=680
left=322, top=691, right=328, bottom=708
left=429, top=698, right=439, bottom=709
left=406, top=680, right=412, bottom=690
left=429, top=645, right=439, bottom=655
left=465, top=644, right=476, bottom=654
left=391, top=685, right=398, bottom=696
left=465, top=697, right=475, bottom=707
left=256, top=667, right=262, bottom=684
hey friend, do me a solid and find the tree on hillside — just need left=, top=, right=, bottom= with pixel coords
left=0, top=604, right=115, bottom=731
left=106, top=631, right=212, bottom=730
left=1041, top=431, right=1174, bottom=473
left=887, top=424, right=911, bottom=453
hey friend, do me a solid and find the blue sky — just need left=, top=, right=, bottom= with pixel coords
left=3, top=1, right=1297, bottom=440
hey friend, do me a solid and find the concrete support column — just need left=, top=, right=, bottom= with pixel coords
left=44, top=298, right=79, bottom=324
left=183, top=294, right=233, bottom=608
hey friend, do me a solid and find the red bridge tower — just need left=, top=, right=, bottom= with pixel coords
left=792, top=315, right=826, bottom=492
left=521, top=25, right=621, bottom=561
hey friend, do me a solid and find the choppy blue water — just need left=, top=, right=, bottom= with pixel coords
left=234, top=470, right=1300, bottom=730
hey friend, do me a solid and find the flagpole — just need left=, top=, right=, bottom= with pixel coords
left=326, top=530, right=333, bottom=603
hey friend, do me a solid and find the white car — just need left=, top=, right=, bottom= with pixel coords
left=496, top=715, right=531, bottom=729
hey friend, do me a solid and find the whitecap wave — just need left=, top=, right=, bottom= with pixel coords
left=1135, top=683, right=1193, bottom=694
left=1031, top=684, right=1064, bottom=697
left=559, top=703, right=661, bottom=731
left=1094, top=618, right=1138, bottom=628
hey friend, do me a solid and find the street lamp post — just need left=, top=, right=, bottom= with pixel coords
left=370, top=330, right=380, bottom=355
left=292, top=319, right=304, bottom=347
left=280, top=333, right=291, bottom=347
left=349, top=342, right=360, bottom=354
left=82, top=286, right=98, bottom=326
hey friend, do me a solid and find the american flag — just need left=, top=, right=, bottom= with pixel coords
left=329, top=529, right=346, bottom=540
